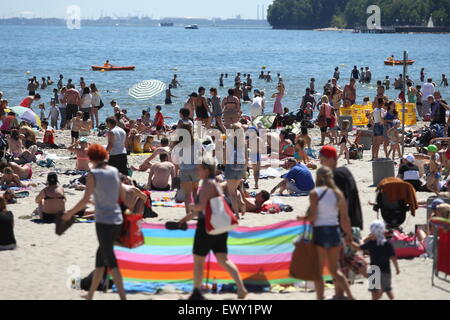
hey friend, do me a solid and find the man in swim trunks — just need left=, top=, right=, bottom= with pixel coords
left=343, top=78, right=357, bottom=107
left=61, top=84, right=81, bottom=129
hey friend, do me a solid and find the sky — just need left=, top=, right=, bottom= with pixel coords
left=0, top=0, right=275, bottom=19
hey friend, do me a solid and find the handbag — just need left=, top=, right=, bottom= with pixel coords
left=204, top=185, right=239, bottom=235
left=289, top=223, right=322, bottom=281
left=98, top=99, right=104, bottom=110
left=117, top=210, right=144, bottom=249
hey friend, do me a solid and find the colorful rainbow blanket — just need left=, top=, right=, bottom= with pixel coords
left=114, top=220, right=313, bottom=287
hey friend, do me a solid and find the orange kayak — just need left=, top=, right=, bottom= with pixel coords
left=384, top=60, right=415, bottom=66
left=91, top=65, right=135, bottom=71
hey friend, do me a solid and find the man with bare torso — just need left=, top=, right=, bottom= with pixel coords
left=343, top=78, right=357, bottom=107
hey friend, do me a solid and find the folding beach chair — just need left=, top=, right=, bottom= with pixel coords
left=431, top=218, right=450, bottom=287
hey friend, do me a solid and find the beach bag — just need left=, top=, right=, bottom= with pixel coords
left=390, top=230, right=425, bottom=259
left=118, top=211, right=144, bottom=249
left=289, top=223, right=321, bottom=281
left=98, top=99, right=104, bottom=110
left=204, top=187, right=238, bottom=235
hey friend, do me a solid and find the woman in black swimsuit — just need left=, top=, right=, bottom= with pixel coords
left=35, top=172, right=66, bottom=223
left=195, top=87, right=211, bottom=128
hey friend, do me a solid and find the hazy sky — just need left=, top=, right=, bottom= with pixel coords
left=1, top=0, right=274, bottom=19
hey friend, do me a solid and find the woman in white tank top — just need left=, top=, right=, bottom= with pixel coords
left=302, top=167, right=354, bottom=300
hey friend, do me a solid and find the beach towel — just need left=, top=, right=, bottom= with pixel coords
left=130, top=153, right=153, bottom=156
left=114, top=220, right=330, bottom=292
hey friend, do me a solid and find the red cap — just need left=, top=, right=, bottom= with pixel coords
left=446, top=149, right=450, bottom=160
left=320, top=145, right=338, bottom=159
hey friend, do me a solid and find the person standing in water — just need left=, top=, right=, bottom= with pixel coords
left=165, top=85, right=177, bottom=105
left=171, top=74, right=182, bottom=89
left=272, top=82, right=285, bottom=115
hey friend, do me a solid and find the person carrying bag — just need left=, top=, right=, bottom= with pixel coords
left=289, top=191, right=328, bottom=281
left=293, top=167, right=354, bottom=300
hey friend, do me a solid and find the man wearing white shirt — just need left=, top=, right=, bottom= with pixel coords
left=422, top=78, right=435, bottom=115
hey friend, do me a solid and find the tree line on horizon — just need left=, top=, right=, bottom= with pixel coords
left=267, top=0, right=450, bottom=29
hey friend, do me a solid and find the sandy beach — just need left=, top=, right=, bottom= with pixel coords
left=0, top=126, right=448, bottom=301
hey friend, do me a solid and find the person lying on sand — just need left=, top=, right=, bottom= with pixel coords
left=0, top=159, right=32, bottom=180
left=0, top=168, right=23, bottom=188
left=238, top=188, right=271, bottom=213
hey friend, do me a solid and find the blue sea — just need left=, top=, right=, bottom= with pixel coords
left=1, top=25, right=450, bottom=121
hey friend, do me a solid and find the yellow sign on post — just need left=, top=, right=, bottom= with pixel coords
left=340, top=103, right=417, bottom=127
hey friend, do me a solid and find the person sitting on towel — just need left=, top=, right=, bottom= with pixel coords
left=135, top=153, right=176, bottom=191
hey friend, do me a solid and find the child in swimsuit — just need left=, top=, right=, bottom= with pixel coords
left=338, top=120, right=352, bottom=165
left=387, top=120, right=401, bottom=160
left=71, top=111, right=83, bottom=144
left=143, top=136, right=156, bottom=153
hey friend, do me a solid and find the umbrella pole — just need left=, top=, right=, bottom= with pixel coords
left=401, top=51, right=408, bottom=156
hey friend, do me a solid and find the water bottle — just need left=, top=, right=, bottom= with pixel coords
left=212, top=278, right=218, bottom=294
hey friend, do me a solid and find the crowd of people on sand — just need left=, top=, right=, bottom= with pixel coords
left=1, top=63, right=450, bottom=301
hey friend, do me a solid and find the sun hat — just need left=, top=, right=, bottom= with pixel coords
left=429, top=198, right=445, bottom=210
left=426, top=145, right=438, bottom=153
left=403, top=154, right=415, bottom=163
left=319, top=145, right=338, bottom=159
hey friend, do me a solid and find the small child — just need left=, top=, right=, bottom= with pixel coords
left=329, top=108, right=338, bottom=144
left=71, top=111, right=83, bottom=144
left=153, top=106, right=165, bottom=133
left=387, top=120, right=401, bottom=160
left=41, top=120, right=56, bottom=147
left=338, top=120, right=351, bottom=165
left=352, top=220, right=400, bottom=300
left=426, top=144, right=442, bottom=194
left=38, top=103, right=46, bottom=120
left=383, top=76, right=390, bottom=90
left=362, top=96, right=371, bottom=106
left=143, top=136, right=156, bottom=153
left=441, top=74, right=448, bottom=87
left=309, top=78, right=316, bottom=94
left=47, top=100, right=60, bottom=130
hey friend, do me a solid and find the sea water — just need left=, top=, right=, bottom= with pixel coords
left=1, top=25, right=450, bottom=122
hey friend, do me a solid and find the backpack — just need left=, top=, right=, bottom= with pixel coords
left=80, top=270, right=114, bottom=292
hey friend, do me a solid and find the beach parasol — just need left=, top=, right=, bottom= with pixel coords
left=128, top=80, right=166, bottom=101
left=5, top=106, right=41, bottom=128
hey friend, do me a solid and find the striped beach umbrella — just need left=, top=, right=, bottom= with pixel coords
left=128, top=80, right=166, bottom=101
left=6, top=106, right=41, bottom=128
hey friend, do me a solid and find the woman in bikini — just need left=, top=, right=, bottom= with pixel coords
left=35, top=172, right=66, bottom=223
left=68, top=138, right=91, bottom=171
left=221, top=89, right=241, bottom=127
left=338, top=120, right=351, bottom=165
